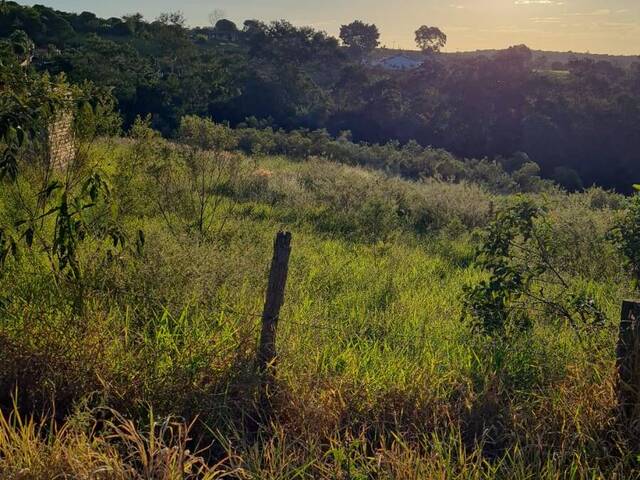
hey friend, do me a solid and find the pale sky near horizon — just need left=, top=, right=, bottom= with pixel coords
left=28, top=0, right=640, bottom=55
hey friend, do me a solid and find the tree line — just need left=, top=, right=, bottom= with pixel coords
left=1, top=1, right=638, bottom=191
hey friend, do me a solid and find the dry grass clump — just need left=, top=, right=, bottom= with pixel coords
left=2, top=399, right=631, bottom=480
left=0, top=403, right=242, bottom=479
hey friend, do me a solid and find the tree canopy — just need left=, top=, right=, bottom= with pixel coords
left=415, top=25, right=447, bottom=53
left=339, top=20, right=380, bottom=58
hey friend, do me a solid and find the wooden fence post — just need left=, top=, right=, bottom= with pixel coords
left=616, top=300, right=640, bottom=420
left=257, top=231, right=292, bottom=375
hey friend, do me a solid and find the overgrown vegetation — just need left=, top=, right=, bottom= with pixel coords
left=2, top=11, right=640, bottom=480
left=0, top=57, right=640, bottom=479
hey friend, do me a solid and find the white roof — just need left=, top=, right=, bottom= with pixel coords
left=374, top=55, right=423, bottom=70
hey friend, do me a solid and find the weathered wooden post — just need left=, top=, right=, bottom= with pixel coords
left=616, top=300, right=640, bottom=420
left=257, top=231, right=292, bottom=375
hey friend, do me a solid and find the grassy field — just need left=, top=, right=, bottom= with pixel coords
left=0, top=130, right=637, bottom=478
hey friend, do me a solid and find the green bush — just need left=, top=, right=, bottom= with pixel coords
left=174, top=116, right=554, bottom=195
left=611, top=194, right=640, bottom=288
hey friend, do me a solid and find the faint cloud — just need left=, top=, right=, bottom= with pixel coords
left=566, top=9, right=611, bottom=17
left=530, top=17, right=562, bottom=23
left=599, top=21, right=640, bottom=31
left=515, top=0, right=565, bottom=5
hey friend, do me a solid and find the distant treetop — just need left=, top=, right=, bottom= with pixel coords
left=415, top=25, right=447, bottom=53
left=340, top=20, right=380, bottom=58
left=215, top=19, right=238, bottom=33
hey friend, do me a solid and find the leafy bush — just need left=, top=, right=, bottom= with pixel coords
left=463, top=198, right=608, bottom=338
left=610, top=193, right=640, bottom=288
left=463, top=199, right=541, bottom=335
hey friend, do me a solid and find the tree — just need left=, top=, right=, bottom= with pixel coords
left=122, top=13, right=145, bottom=36
left=215, top=19, right=237, bottom=33
left=147, top=116, right=245, bottom=240
left=339, top=20, right=379, bottom=58
left=0, top=56, right=127, bottom=312
left=156, top=11, right=186, bottom=29
left=414, top=25, right=446, bottom=53
left=71, top=11, right=102, bottom=33
left=243, top=19, right=265, bottom=34
left=495, top=44, right=532, bottom=69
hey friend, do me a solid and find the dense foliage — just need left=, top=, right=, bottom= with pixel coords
left=177, top=116, right=555, bottom=194
left=1, top=1, right=639, bottom=191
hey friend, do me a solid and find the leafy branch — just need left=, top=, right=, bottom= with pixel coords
left=463, top=198, right=607, bottom=340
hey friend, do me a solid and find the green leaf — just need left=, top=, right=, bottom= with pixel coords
left=16, top=127, right=25, bottom=147
left=633, top=184, right=640, bottom=191
left=10, top=238, right=17, bottom=258
left=0, top=148, right=18, bottom=181
left=136, top=229, right=145, bottom=256
left=23, top=227, right=34, bottom=248
left=38, top=180, right=62, bottom=200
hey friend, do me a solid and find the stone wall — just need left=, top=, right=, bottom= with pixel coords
left=48, top=112, right=75, bottom=169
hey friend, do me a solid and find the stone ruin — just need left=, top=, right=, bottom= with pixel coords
left=48, top=111, right=75, bottom=170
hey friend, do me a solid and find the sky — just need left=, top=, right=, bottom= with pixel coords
left=32, top=0, right=640, bottom=55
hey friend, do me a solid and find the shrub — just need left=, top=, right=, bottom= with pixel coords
left=610, top=193, right=640, bottom=288
left=176, top=116, right=551, bottom=194
left=179, top=115, right=238, bottom=151
left=463, top=198, right=608, bottom=338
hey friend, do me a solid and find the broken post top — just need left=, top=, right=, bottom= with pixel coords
left=274, top=231, right=292, bottom=250
left=622, top=300, right=640, bottom=321
left=263, top=231, right=293, bottom=321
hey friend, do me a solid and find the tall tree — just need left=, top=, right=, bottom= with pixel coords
left=339, top=20, right=379, bottom=59
left=415, top=25, right=447, bottom=53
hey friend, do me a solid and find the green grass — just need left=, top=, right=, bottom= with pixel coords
left=0, top=137, right=637, bottom=478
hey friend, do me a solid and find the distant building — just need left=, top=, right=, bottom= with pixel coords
left=372, top=54, right=423, bottom=71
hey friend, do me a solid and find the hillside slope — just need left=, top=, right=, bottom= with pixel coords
left=0, top=123, right=636, bottom=476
